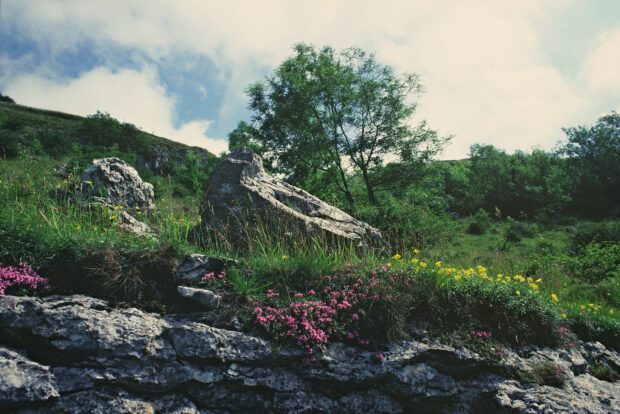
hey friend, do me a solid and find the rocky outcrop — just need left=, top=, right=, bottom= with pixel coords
left=196, top=147, right=385, bottom=249
left=79, top=157, right=155, bottom=211
left=174, top=254, right=237, bottom=283
left=1, top=294, right=619, bottom=413
left=176, top=286, right=221, bottom=310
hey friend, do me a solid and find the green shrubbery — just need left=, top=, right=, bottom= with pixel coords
left=467, top=209, right=491, bottom=235
left=568, top=242, right=620, bottom=283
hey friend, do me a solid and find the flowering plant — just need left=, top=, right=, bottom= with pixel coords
left=0, top=263, right=49, bottom=296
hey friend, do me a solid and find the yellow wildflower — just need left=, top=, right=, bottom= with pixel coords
left=551, top=293, right=559, bottom=302
left=419, top=262, right=428, bottom=268
left=412, top=248, right=420, bottom=255
left=516, top=290, right=521, bottom=296
left=454, top=274, right=462, bottom=281
left=560, top=313, right=567, bottom=319
left=281, top=255, right=289, bottom=260
left=434, top=260, right=442, bottom=268
left=392, top=253, right=402, bottom=261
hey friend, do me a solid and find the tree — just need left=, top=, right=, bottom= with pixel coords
left=245, top=43, right=446, bottom=207
left=560, top=112, right=620, bottom=217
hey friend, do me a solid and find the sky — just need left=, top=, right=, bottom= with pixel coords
left=1, top=1, right=619, bottom=159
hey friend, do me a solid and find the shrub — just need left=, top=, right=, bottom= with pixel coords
left=467, top=209, right=491, bottom=235
left=504, top=217, right=537, bottom=242
left=0, top=93, right=15, bottom=104
left=568, top=242, right=620, bottom=283
left=529, top=361, right=569, bottom=388
left=571, top=221, right=620, bottom=252
left=589, top=360, right=620, bottom=382
left=569, top=312, right=620, bottom=350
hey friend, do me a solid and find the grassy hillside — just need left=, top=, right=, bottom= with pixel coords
left=0, top=102, right=619, bottom=364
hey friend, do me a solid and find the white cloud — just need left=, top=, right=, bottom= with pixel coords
left=3, top=66, right=228, bottom=155
left=4, top=0, right=617, bottom=158
left=581, top=27, right=620, bottom=93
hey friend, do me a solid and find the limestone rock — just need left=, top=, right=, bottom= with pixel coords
left=79, top=157, right=154, bottom=210
left=0, top=347, right=59, bottom=407
left=196, top=147, right=385, bottom=248
left=176, top=286, right=221, bottom=309
left=174, top=253, right=237, bottom=283
left=118, top=210, right=152, bottom=236
left=1, top=294, right=620, bottom=413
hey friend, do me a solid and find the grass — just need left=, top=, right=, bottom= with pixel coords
left=1, top=153, right=619, bottom=357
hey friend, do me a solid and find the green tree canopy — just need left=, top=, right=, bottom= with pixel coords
left=244, top=43, right=446, bottom=207
left=560, top=112, right=620, bottom=217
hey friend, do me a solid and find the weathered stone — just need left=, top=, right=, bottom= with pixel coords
left=1, top=294, right=620, bottom=413
left=196, top=147, right=385, bottom=248
left=165, top=320, right=272, bottom=362
left=118, top=210, right=152, bottom=236
left=176, top=286, right=221, bottom=309
left=0, top=346, right=59, bottom=407
left=79, top=157, right=154, bottom=210
left=174, top=253, right=237, bottom=283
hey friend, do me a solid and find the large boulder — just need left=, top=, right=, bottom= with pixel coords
left=196, top=147, right=385, bottom=248
left=79, top=157, right=155, bottom=211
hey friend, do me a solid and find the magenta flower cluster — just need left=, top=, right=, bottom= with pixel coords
left=251, top=265, right=397, bottom=363
left=200, top=271, right=227, bottom=289
left=0, top=263, right=50, bottom=296
left=471, top=330, right=492, bottom=339
left=557, top=326, right=574, bottom=349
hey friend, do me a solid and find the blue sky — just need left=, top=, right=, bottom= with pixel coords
left=1, top=1, right=619, bottom=158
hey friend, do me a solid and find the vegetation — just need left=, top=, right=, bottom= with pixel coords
left=1, top=45, right=619, bottom=364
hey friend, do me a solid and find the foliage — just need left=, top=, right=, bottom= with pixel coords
left=568, top=311, right=620, bottom=350
left=529, top=361, right=569, bottom=388
left=245, top=43, right=446, bottom=207
left=589, top=360, right=620, bottom=382
left=568, top=242, right=620, bottom=283
left=0, top=93, right=15, bottom=104
left=560, top=112, right=620, bottom=217
left=467, top=209, right=492, bottom=235
left=504, top=218, right=538, bottom=242
left=571, top=221, right=620, bottom=252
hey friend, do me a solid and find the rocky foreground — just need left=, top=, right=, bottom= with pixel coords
left=0, top=294, right=619, bottom=413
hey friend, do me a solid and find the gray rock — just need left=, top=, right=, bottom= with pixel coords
left=1, top=294, right=620, bottom=413
left=176, top=286, right=221, bottom=309
left=174, top=254, right=237, bottom=283
left=165, top=320, right=272, bottom=362
left=0, top=347, right=59, bottom=406
left=79, top=157, right=154, bottom=210
left=118, top=210, right=152, bottom=236
left=195, top=147, right=385, bottom=248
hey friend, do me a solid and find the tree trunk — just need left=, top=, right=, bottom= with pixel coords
left=361, top=167, right=378, bottom=206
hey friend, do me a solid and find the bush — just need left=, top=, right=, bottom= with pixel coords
left=571, top=221, right=620, bottom=252
left=568, top=242, right=620, bottom=283
left=504, top=218, right=537, bottom=242
left=0, top=93, right=15, bottom=104
left=529, top=361, right=568, bottom=388
left=467, top=209, right=491, bottom=235
left=569, top=312, right=620, bottom=350
left=356, top=199, right=455, bottom=250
